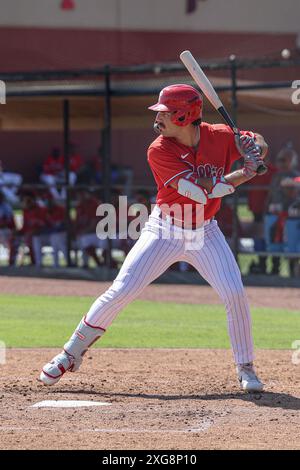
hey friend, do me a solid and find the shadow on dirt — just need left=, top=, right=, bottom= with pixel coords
left=56, top=389, right=300, bottom=411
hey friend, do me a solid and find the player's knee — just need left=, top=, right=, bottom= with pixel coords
left=102, top=279, right=133, bottom=304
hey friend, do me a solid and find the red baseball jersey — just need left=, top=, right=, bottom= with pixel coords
left=48, top=204, right=66, bottom=226
left=43, top=155, right=64, bottom=175
left=75, top=196, right=100, bottom=233
left=247, top=163, right=277, bottom=215
left=22, top=205, right=49, bottom=234
left=70, top=153, right=83, bottom=173
left=43, top=154, right=83, bottom=175
left=147, top=122, right=253, bottom=222
left=0, top=202, right=15, bottom=230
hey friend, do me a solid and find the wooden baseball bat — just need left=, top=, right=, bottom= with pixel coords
left=180, top=50, right=267, bottom=175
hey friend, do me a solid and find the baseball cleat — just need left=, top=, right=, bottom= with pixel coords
left=39, top=317, right=105, bottom=386
left=39, top=350, right=82, bottom=386
left=237, top=363, right=264, bottom=392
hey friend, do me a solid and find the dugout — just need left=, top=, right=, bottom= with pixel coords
left=0, top=56, right=299, bottom=276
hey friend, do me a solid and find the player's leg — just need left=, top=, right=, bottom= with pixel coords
left=40, top=228, right=184, bottom=385
left=85, top=246, right=102, bottom=266
left=32, top=235, right=45, bottom=267
left=1, top=185, right=19, bottom=205
left=2, top=172, right=22, bottom=203
left=184, top=220, right=263, bottom=391
left=8, top=232, right=20, bottom=266
left=50, top=232, right=67, bottom=268
left=84, top=236, right=183, bottom=328
left=68, top=171, right=77, bottom=186
left=77, top=234, right=97, bottom=267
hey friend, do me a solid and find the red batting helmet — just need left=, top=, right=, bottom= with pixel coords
left=148, top=84, right=203, bottom=127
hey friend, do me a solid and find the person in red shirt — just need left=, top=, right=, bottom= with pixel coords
left=0, top=160, right=23, bottom=205
left=40, top=147, right=65, bottom=200
left=10, top=191, right=49, bottom=265
left=248, top=161, right=277, bottom=221
left=247, top=153, right=278, bottom=274
left=40, top=145, right=83, bottom=200
left=31, top=192, right=68, bottom=268
left=0, top=191, right=16, bottom=265
left=215, top=198, right=243, bottom=241
left=265, top=147, right=300, bottom=276
left=69, top=143, right=84, bottom=175
left=42, top=147, right=64, bottom=176
left=74, top=190, right=105, bottom=268
left=40, top=84, right=268, bottom=392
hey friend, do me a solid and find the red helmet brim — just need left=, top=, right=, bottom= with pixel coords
left=148, top=103, right=171, bottom=112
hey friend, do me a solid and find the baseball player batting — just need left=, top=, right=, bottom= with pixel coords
left=40, top=83, right=268, bottom=392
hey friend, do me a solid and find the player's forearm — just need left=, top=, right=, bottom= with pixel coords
left=170, top=160, right=264, bottom=203
left=170, top=174, right=235, bottom=204
left=225, top=147, right=268, bottom=187
left=171, top=172, right=249, bottom=194
left=224, top=169, right=255, bottom=188
left=170, top=177, right=213, bottom=192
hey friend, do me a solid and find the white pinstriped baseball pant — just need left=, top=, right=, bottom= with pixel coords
left=85, top=205, right=254, bottom=364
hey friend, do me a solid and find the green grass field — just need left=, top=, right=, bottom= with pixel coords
left=0, top=294, right=299, bottom=350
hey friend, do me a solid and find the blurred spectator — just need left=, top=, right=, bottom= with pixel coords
left=89, top=146, right=103, bottom=185
left=111, top=190, right=151, bottom=255
left=95, top=147, right=134, bottom=196
left=76, top=145, right=134, bottom=197
left=99, top=189, right=122, bottom=268
left=10, top=191, right=49, bottom=266
left=280, top=176, right=300, bottom=276
left=216, top=198, right=243, bottom=240
left=119, top=189, right=153, bottom=255
left=40, top=144, right=84, bottom=200
left=247, top=152, right=277, bottom=274
left=267, top=146, right=299, bottom=214
left=32, top=192, right=67, bottom=268
left=264, top=146, right=300, bottom=276
left=113, top=164, right=134, bottom=197
left=248, top=156, right=278, bottom=223
left=74, top=190, right=106, bottom=268
left=0, top=191, right=16, bottom=265
left=40, top=147, right=64, bottom=200
left=69, top=143, right=84, bottom=180
left=132, top=189, right=153, bottom=215
left=0, top=160, right=23, bottom=205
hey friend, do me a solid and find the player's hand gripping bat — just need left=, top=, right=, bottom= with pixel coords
left=180, top=50, right=267, bottom=175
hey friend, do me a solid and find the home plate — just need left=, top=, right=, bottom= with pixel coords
left=31, top=400, right=111, bottom=408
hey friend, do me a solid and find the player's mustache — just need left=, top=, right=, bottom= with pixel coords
left=154, top=121, right=164, bottom=134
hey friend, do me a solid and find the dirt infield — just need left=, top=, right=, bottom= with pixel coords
left=0, top=276, right=299, bottom=310
left=0, top=276, right=299, bottom=449
left=1, top=349, right=300, bottom=450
